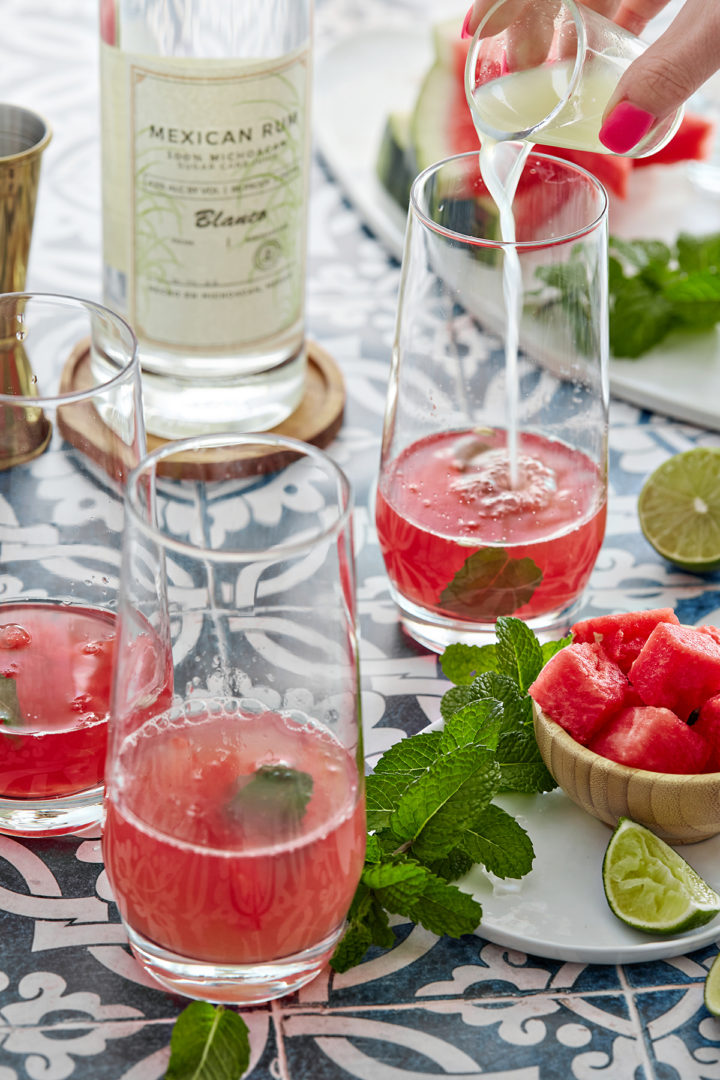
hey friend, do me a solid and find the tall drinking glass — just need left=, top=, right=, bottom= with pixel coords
left=104, top=433, right=365, bottom=1004
left=376, top=151, right=609, bottom=652
left=0, top=292, right=143, bottom=834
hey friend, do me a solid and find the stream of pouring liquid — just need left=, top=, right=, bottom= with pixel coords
left=476, top=137, right=531, bottom=489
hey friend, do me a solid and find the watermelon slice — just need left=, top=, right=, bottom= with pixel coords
left=692, top=694, right=720, bottom=772
left=629, top=623, right=720, bottom=721
left=588, top=705, right=710, bottom=773
left=571, top=607, right=680, bottom=674
left=633, top=112, right=715, bottom=168
left=528, top=642, right=630, bottom=745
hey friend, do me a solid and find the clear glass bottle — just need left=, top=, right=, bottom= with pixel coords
left=99, top=0, right=313, bottom=438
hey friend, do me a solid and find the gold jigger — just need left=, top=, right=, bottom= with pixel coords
left=0, top=318, right=52, bottom=470
left=0, top=106, right=53, bottom=469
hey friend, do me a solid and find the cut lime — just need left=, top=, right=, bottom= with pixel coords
left=638, top=447, right=720, bottom=573
left=705, top=951, right=720, bottom=1016
left=602, top=818, right=720, bottom=935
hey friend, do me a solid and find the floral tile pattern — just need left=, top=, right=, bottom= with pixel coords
left=0, top=0, right=719, bottom=1077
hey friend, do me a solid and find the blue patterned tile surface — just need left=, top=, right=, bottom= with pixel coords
left=1, top=0, right=720, bottom=1077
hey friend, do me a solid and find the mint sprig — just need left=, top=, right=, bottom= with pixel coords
left=534, top=231, right=720, bottom=359
left=330, top=616, right=569, bottom=973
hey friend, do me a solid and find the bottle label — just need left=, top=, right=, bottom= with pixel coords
left=101, top=46, right=310, bottom=353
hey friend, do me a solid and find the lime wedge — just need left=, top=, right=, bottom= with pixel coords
left=638, top=447, right=720, bottom=573
left=602, top=818, right=720, bottom=935
left=705, top=952, right=720, bottom=1016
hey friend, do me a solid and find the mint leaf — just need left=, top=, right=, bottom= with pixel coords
left=363, top=858, right=482, bottom=937
left=391, top=746, right=500, bottom=861
left=496, top=728, right=557, bottom=793
left=440, top=684, right=476, bottom=721
left=330, top=883, right=395, bottom=973
left=541, top=635, right=571, bottom=664
left=460, top=803, right=534, bottom=878
left=426, top=846, right=475, bottom=882
left=440, top=642, right=498, bottom=685
left=366, top=773, right=411, bottom=833
left=439, top=548, right=542, bottom=619
left=610, top=276, right=675, bottom=358
left=366, top=733, right=443, bottom=831
left=496, top=615, right=544, bottom=691
left=0, top=677, right=22, bottom=728
left=470, top=671, right=533, bottom=728
left=373, top=730, right=442, bottom=777
left=676, top=231, right=720, bottom=272
left=226, top=764, right=312, bottom=833
left=609, top=236, right=672, bottom=272
left=441, top=698, right=504, bottom=753
left=165, top=1002, right=250, bottom=1080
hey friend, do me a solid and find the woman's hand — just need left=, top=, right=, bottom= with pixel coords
left=462, top=0, right=720, bottom=153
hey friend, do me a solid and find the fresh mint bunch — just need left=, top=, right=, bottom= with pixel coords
left=330, top=617, right=568, bottom=973
left=533, top=231, right=720, bottom=359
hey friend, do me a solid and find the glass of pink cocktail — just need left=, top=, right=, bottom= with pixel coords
left=377, top=151, right=609, bottom=652
left=0, top=293, right=145, bottom=834
left=104, top=434, right=365, bottom=1004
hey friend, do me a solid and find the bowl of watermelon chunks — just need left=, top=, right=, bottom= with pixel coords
left=529, top=608, right=720, bottom=844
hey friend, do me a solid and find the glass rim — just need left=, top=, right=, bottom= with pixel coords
left=0, top=102, right=52, bottom=161
left=0, top=292, right=139, bottom=406
left=409, top=149, right=608, bottom=250
left=464, top=0, right=586, bottom=143
left=125, top=432, right=354, bottom=563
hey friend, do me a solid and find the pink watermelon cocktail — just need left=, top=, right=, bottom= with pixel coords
left=376, top=428, right=606, bottom=626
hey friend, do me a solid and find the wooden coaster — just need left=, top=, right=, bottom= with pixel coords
left=59, top=339, right=345, bottom=480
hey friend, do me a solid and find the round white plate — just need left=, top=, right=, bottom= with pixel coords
left=314, top=26, right=720, bottom=433
left=463, top=787, right=720, bottom=965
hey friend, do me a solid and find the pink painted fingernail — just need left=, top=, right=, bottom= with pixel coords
left=461, top=6, right=474, bottom=39
left=599, top=101, right=656, bottom=154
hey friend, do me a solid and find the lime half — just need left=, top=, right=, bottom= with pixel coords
left=602, top=818, right=720, bottom=935
left=638, top=447, right=720, bottom=573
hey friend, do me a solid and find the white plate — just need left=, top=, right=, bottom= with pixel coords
left=314, top=26, right=720, bottom=432
left=465, top=788, right=720, bottom=964
left=412, top=715, right=720, bottom=964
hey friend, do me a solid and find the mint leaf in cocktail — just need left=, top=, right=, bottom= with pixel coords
left=226, top=763, right=313, bottom=832
left=0, top=677, right=22, bottom=729
left=165, top=1001, right=250, bottom=1080
left=439, top=548, right=542, bottom=619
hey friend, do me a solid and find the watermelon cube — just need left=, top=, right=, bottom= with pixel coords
left=692, top=694, right=720, bottom=772
left=528, top=642, right=630, bottom=745
left=629, top=623, right=720, bottom=721
left=588, top=706, right=710, bottom=774
left=571, top=607, right=679, bottom=674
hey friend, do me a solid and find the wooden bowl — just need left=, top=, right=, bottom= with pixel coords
left=532, top=704, right=720, bottom=844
